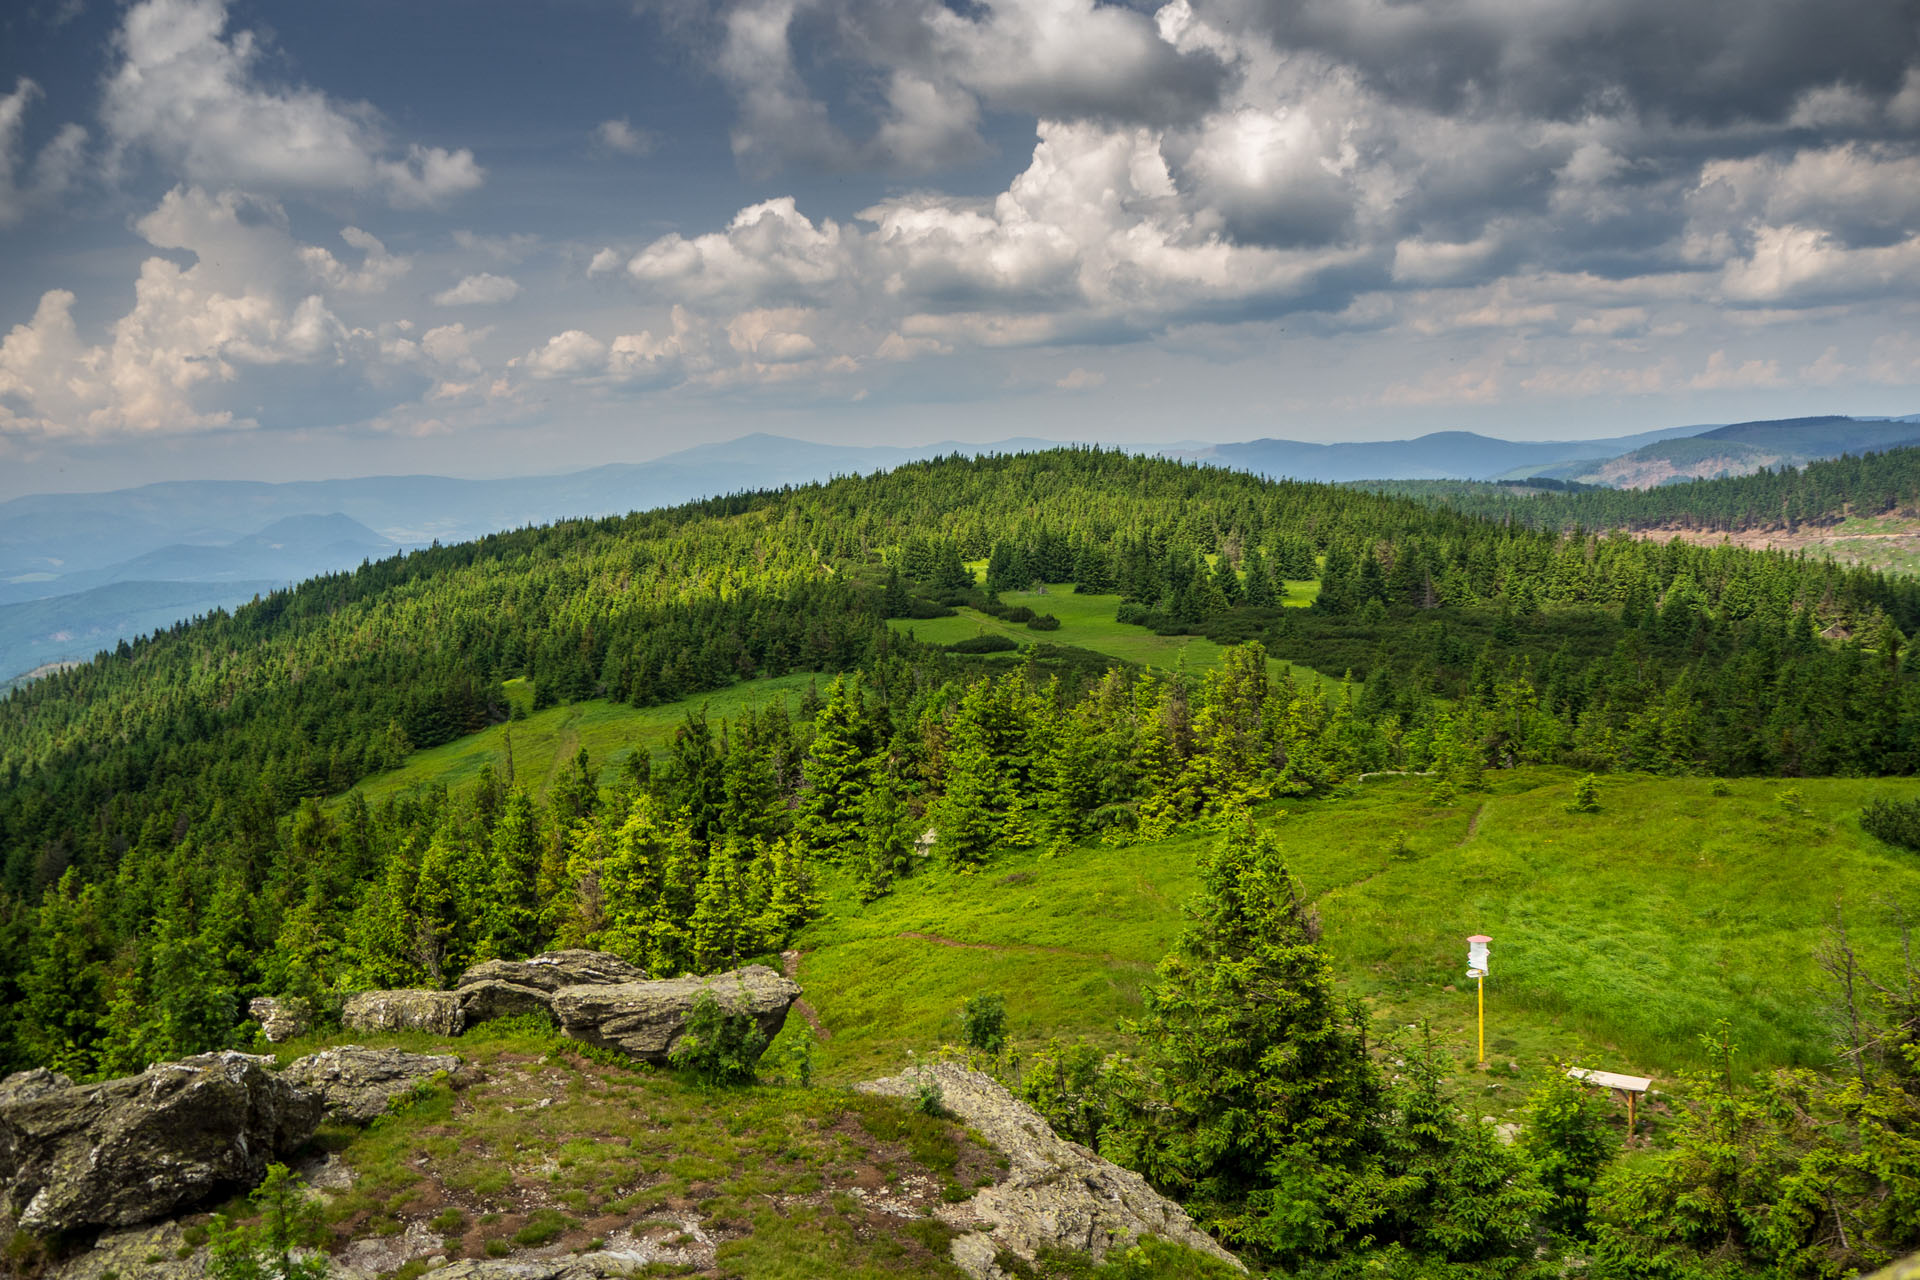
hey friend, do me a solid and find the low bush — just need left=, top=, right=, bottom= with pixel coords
left=1027, top=613, right=1061, bottom=631
left=948, top=634, right=1019, bottom=655
left=1861, top=794, right=1920, bottom=850
left=668, top=990, right=768, bottom=1087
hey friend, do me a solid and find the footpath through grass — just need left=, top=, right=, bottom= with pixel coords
left=791, top=770, right=1920, bottom=1116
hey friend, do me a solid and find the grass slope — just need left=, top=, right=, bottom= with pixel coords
left=349, top=673, right=824, bottom=805
left=789, top=771, right=1920, bottom=1116
left=888, top=583, right=1326, bottom=683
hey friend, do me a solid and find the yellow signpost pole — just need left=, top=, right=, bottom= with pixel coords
left=1467, top=934, right=1492, bottom=1070
left=1477, top=973, right=1486, bottom=1069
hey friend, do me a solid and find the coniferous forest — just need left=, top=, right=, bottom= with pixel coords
left=2, top=448, right=1918, bottom=1278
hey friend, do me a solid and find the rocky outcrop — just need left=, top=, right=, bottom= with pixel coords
left=454, top=949, right=649, bottom=1029
left=342, top=988, right=464, bottom=1036
left=858, top=1062, right=1244, bottom=1279
left=549, top=965, right=800, bottom=1062
left=0, top=1051, right=323, bottom=1233
left=248, top=995, right=313, bottom=1043
left=281, top=1045, right=466, bottom=1124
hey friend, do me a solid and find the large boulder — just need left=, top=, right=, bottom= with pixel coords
left=548, top=965, right=800, bottom=1062
left=342, top=988, right=464, bottom=1037
left=0, top=1051, right=323, bottom=1234
left=455, top=950, right=648, bottom=1029
left=858, top=1062, right=1244, bottom=1279
left=281, top=1045, right=466, bottom=1125
left=248, top=995, right=312, bottom=1043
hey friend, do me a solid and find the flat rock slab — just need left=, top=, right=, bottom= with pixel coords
left=457, top=950, right=649, bottom=993
left=0, top=1051, right=323, bottom=1233
left=455, top=950, right=650, bottom=1031
left=550, top=964, right=801, bottom=1062
left=858, top=1062, right=1244, bottom=1278
left=281, top=1045, right=466, bottom=1125
left=342, top=988, right=464, bottom=1037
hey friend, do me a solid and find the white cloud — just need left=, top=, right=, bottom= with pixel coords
left=301, top=226, right=410, bottom=293
left=1055, top=366, right=1104, bottom=390
left=434, top=272, right=521, bottom=306
left=376, top=144, right=485, bottom=208
left=588, top=247, right=625, bottom=276
left=520, top=329, right=609, bottom=378
left=102, top=0, right=482, bottom=207
left=0, top=186, right=401, bottom=439
left=1719, top=224, right=1920, bottom=305
left=0, top=79, right=86, bottom=227
left=595, top=118, right=654, bottom=155
left=1689, top=350, right=1785, bottom=390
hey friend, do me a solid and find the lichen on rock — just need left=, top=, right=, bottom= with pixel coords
left=858, top=1061, right=1244, bottom=1279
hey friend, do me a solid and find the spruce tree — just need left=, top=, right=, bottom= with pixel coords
left=483, top=788, right=543, bottom=962
left=1103, top=812, right=1381, bottom=1254
left=690, top=838, right=748, bottom=973
left=794, top=677, right=872, bottom=861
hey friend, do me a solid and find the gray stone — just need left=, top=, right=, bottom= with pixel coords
left=0, top=1051, right=324, bottom=1233
left=281, top=1045, right=466, bottom=1125
left=342, top=988, right=465, bottom=1037
left=44, top=1221, right=207, bottom=1280
left=457, top=949, right=648, bottom=994
left=454, top=950, right=649, bottom=1030
left=249, top=995, right=313, bottom=1043
left=858, top=1062, right=1244, bottom=1278
left=430, top=1260, right=684, bottom=1279
left=548, top=964, right=800, bottom=1062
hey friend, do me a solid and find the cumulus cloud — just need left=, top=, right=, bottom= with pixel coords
left=0, top=186, right=394, bottom=439
left=595, top=118, right=654, bottom=155
left=0, top=78, right=86, bottom=226
left=434, top=273, right=522, bottom=306
left=520, top=329, right=610, bottom=378
left=102, top=0, right=482, bottom=206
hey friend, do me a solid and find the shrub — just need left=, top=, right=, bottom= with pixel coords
left=1002, top=605, right=1036, bottom=623
left=667, top=989, right=768, bottom=1087
left=1861, top=795, right=1920, bottom=851
left=948, top=634, right=1019, bottom=654
left=1027, top=613, right=1061, bottom=631
left=1567, top=774, right=1600, bottom=813
left=1114, top=601, right=1152, bottom=626
left=209, top=1164, right=329, bottom=1280
left=906, top=597, right=956, bottom=619
left=961, top=993, right=1008, bottom=1056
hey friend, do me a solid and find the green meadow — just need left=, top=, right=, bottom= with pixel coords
left=888, top=582, right=1329, bottom=685
left=349, top=673, right=825, bottom=805
left=785, top=770, right=1920, bottom=1117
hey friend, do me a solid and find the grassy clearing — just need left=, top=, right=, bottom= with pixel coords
left=347, top=672, right=824, bottom=805
left=256, top=1016, right=998, bottom=1278
left=888, top=584, right=1330, bottom=686
left=790, top=771, right=1920, bottom=1115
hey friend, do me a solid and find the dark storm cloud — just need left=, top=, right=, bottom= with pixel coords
left=1220, top=0, right=1919, bottom=127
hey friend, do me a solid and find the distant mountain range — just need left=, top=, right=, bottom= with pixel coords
left=2, top=415, right=1914, bottom=682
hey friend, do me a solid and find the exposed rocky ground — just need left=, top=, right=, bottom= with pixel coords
left=859, top=1062, right=1244, bottom=1279
left=5, top=954, right=1243, bottom=1279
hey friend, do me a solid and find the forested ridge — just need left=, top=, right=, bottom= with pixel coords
left=2, top=448, right=1919, bottom=1277
left=1350, top=444, right=1920, bottom=532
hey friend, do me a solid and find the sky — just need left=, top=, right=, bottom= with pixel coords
left=0, top=0, right=1917, bottom=498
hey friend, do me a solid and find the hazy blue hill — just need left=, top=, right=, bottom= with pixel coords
left=1204, top=424, right=1704, bottom=482
left=1549, top=415, right=1920, bottom=487
left=0, top=578, right=277, bottom=684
